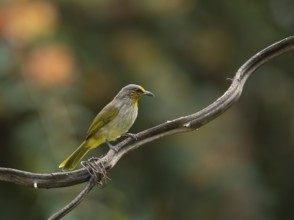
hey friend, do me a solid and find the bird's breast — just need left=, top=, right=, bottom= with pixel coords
left=102, top=103, right=138, bottom=141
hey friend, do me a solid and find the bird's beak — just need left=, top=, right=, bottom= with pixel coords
left=144, top=90, right=154, bottom=97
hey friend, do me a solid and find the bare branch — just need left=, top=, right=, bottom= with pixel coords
left=48, top=177, right=96, bottom=220
left=0, top=36, right=294, bottom=189
left=0, top=167, right=89, bottom=188
left=102, top=35, right=294, bottom=169
left=0, top=36, right=293, bottom=219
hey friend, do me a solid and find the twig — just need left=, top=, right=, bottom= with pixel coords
left=48, top=177, right=96, bottom=220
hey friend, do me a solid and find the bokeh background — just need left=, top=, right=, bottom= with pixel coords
left=0, top=0, right=293, bottom=219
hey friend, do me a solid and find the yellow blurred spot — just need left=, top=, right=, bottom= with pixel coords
left=3, top=1, right=58, bottom=44
left=23, top=44, right=76, bottom=89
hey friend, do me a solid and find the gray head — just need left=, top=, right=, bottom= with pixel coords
left=115, top=84, right=154, bottom=101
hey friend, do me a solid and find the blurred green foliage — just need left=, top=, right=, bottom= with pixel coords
left=0, top=0, right=293, bottom=219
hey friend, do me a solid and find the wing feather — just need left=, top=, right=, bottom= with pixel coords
left=85, top=103, right=119, bottom=139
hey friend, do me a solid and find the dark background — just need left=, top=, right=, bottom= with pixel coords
left=0, top=0, right=293, bottom=219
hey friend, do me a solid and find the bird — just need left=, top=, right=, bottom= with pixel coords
left=59, top=84, right=154, bottom=171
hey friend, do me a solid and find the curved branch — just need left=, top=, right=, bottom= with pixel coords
left=48, top=177, right=96, bottom=220
left=106, top=35, right=294, bottom=168
left=0, top=36, right=294, bottom=188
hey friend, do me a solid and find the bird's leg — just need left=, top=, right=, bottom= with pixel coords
left=123, top=132, right=138, bottom=140
left=106, top=141, right=119, bottom=152
left=106, top=133, right=137, bottom=152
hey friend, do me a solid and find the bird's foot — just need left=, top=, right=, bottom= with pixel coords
left=106, top=141, right=119, bottom=152
left=81, top=157, right=110, bottom=187
left=123, top=132, right=138, bottom=140
left=105, top=134, right=138, bottom=153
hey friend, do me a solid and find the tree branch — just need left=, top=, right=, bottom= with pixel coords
left=48, top=177, right=96, bottom=220
left=0, top=167, right=89, bottom=188
left=0, top=36, right=294, bottom=219
left=1, top=36, right=294, bottom=187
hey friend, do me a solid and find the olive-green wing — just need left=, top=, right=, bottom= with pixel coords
left=85, top=103, right=119, bottom=139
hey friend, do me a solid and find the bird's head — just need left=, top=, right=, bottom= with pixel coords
left=116, top=84, right=154, bottom=103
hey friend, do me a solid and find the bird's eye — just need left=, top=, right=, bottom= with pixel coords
left=135, top=88, right=143, bottom=93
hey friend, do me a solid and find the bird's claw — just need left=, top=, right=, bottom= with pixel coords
left=105, top=133, right=138, bottom=153
left=106, top=141, right=119, bottom=152
left=124, top=132, right=138, bottom=140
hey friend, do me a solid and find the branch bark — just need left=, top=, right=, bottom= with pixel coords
left=0, top=36, right=294, bottom=219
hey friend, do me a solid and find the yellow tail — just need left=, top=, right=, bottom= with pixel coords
left=59, top=138, right=104, bottom=171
